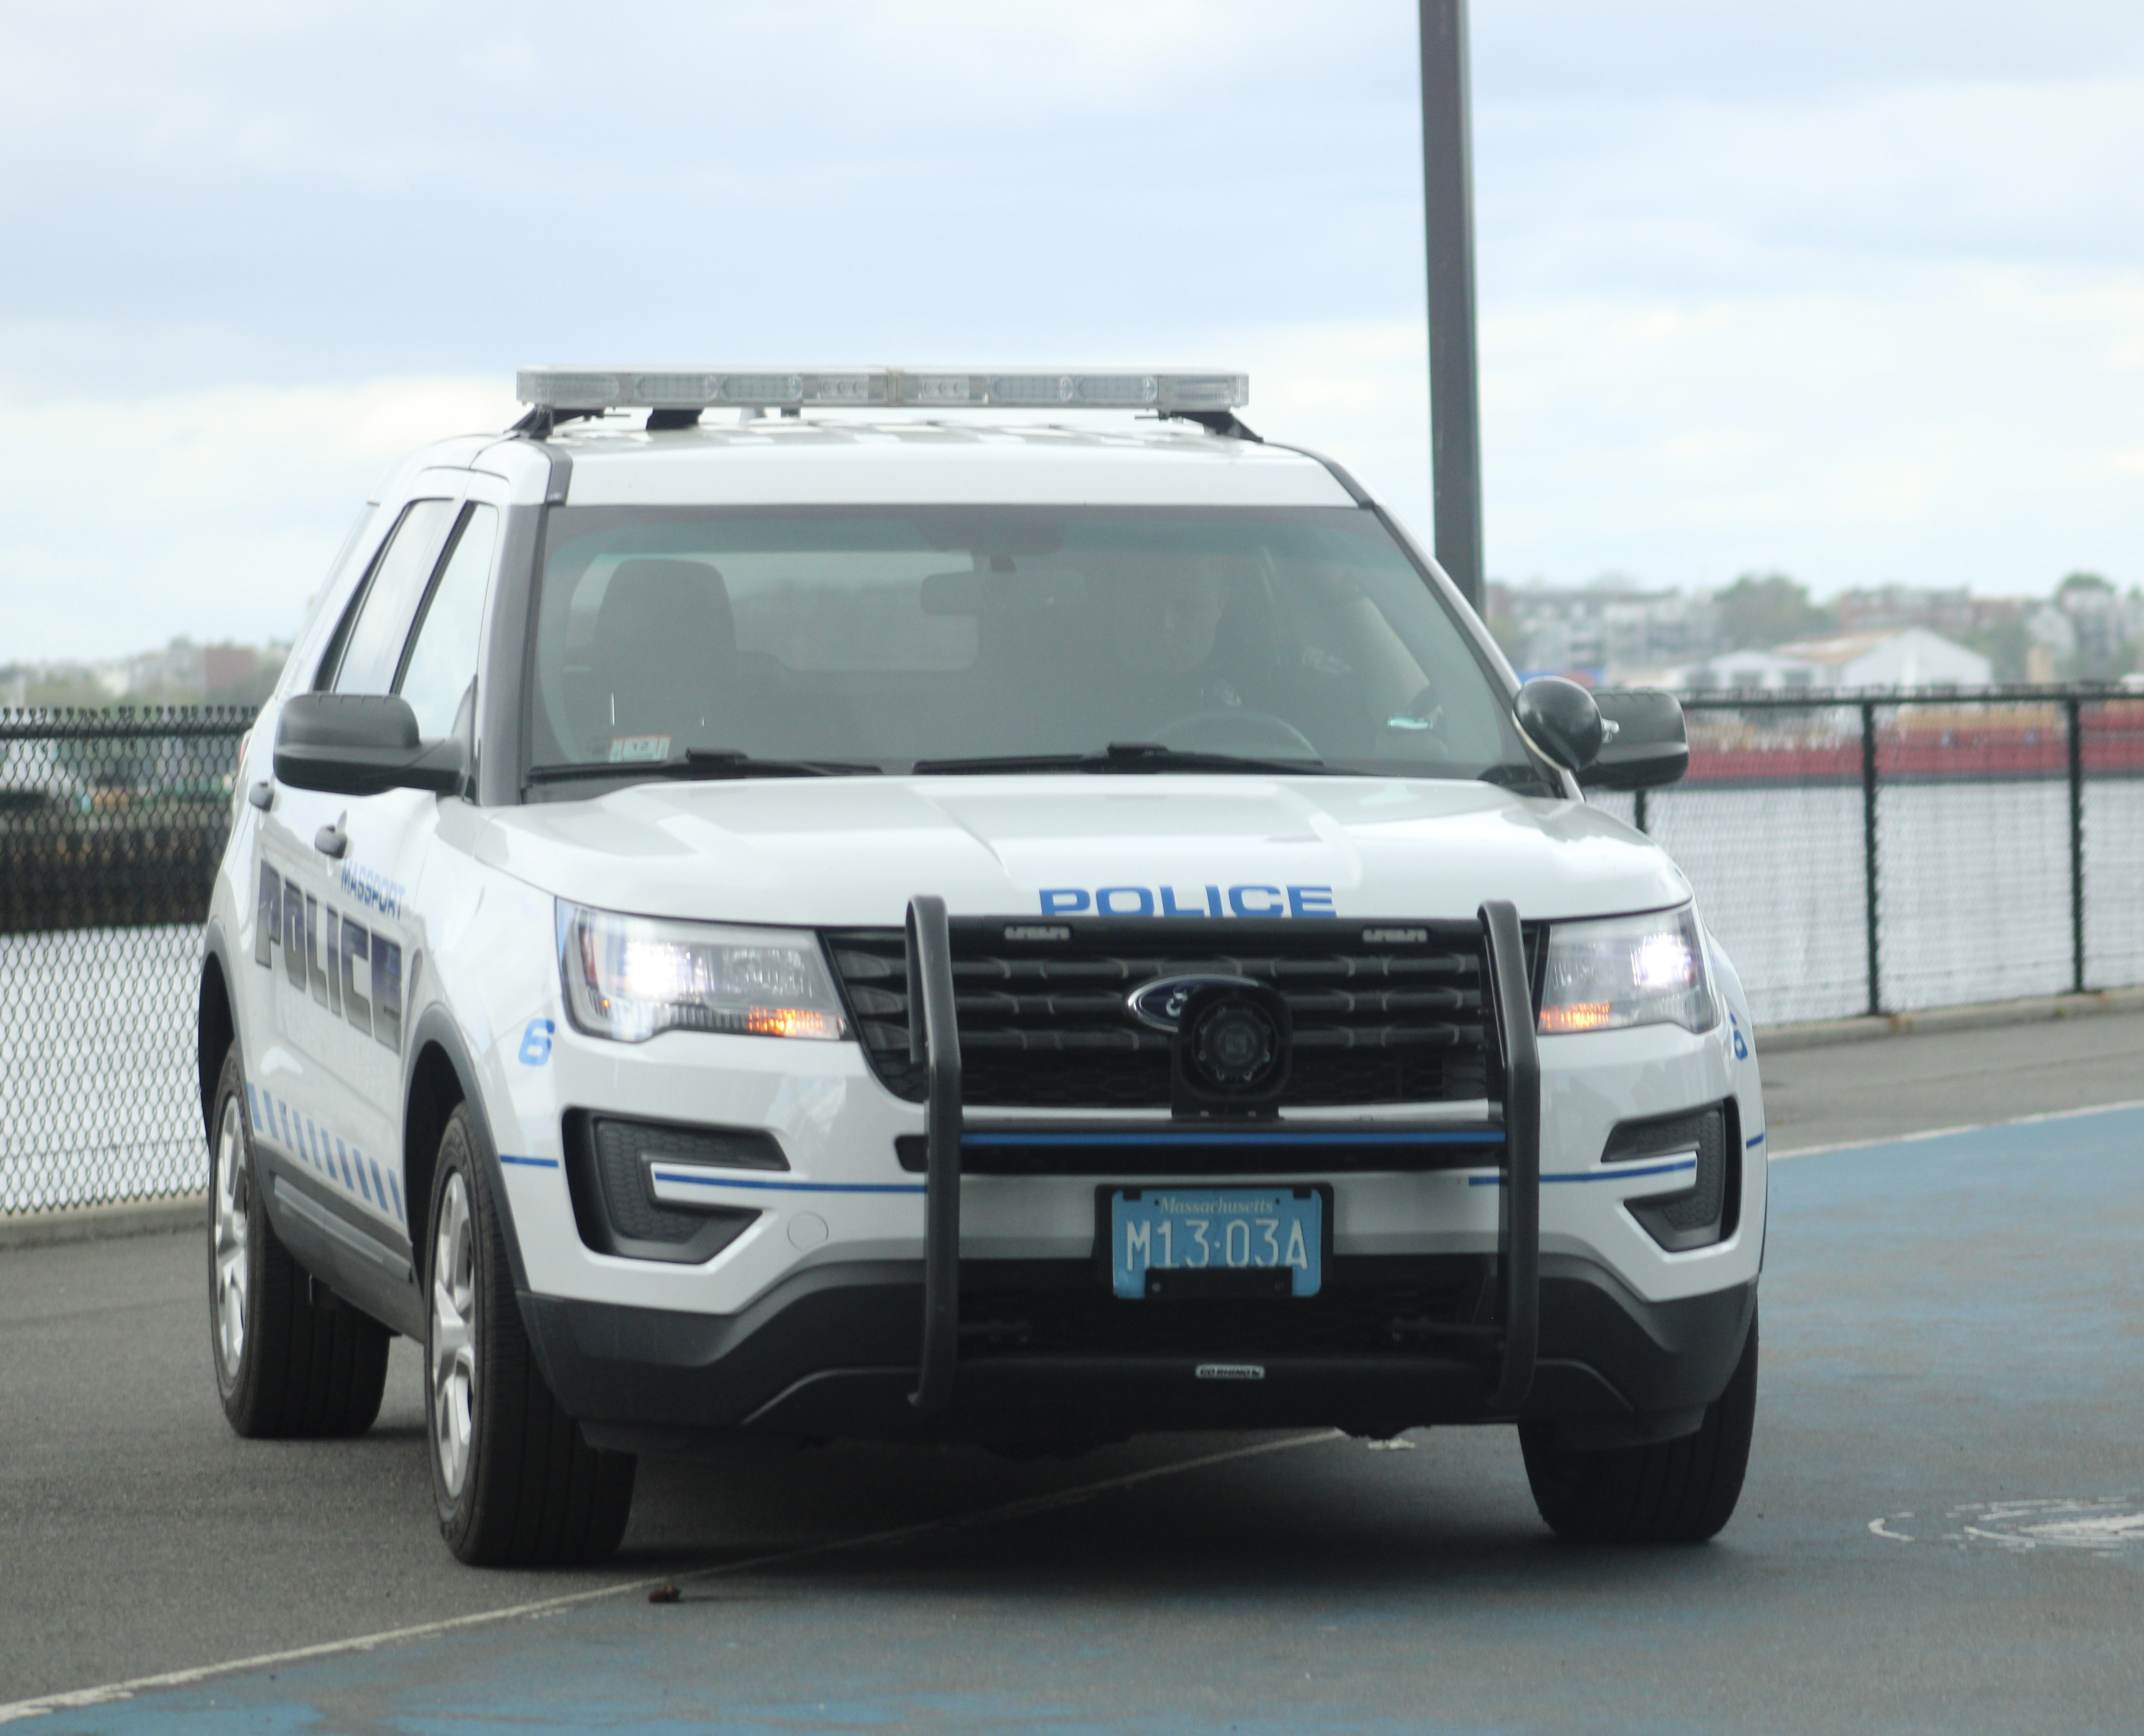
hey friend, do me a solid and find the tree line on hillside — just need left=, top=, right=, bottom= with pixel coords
left=2, top=640, right=288, bottom=712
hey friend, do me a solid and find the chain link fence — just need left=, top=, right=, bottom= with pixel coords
left=2, top=709, right=251, bottom=1214
left=4, top=693, right=2142, bottom=1216
left=1588, top=690, right=2144, bottom=1026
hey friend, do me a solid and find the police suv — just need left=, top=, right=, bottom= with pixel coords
left=198, top=368, right=1765, bottom=1565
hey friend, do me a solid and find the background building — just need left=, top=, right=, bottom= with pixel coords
left=1488, top=573, right=2134, bottom=690
left=1486, top=582, right=1719, bottom=683
left=1668, top=627, right=1992, bottom=693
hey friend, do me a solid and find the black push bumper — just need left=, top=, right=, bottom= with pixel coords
left=524, top=896, right=1753, bottom=1455
left=899, top=894, right=1542, bottom=1419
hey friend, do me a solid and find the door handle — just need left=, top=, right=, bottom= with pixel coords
left=314, top=818, right=349, bottom=859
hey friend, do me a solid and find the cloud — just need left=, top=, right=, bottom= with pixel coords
left=1479, top=74, right=2144, bottom=297
left=1474, top=0, right=2144, bottom=97
left=0, top=373, right=515, bottom=661
left=3, top=0, right=2142, bottom=660
left=1479, top=267, right=2144, bottom=591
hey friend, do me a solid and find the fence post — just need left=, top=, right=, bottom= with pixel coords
left=1861, top=701, right=1881, bottom=1016
left=1633, top=787, right=1649, bottom=835
left=2067, top=695, right=2086, bottom=994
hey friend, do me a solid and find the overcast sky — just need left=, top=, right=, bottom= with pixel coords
left=3, top=0, right=2140, bottom=661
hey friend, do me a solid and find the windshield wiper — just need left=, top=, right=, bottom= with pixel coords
left=528, top=749, right=884, bottom=785
left=911, top=742, right=1330, bottom=777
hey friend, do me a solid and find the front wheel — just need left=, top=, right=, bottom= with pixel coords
left=1520, top=1307, right=1759, bottom=1544
left=206, top=1044, right=389, bottom=1438
left=425, top=1104, right=635, bottom=1565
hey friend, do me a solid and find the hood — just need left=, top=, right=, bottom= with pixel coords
left=475, top=775, right=1688, bottom=928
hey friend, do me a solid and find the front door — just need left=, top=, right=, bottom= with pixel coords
left=251, top=486, right=474, bottom=1249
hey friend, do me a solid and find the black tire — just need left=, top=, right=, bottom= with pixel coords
left=424, top=1104, right=635, bottom=1566
left=1520, top=1306, right=1759, bottom=1544
left=207, top=1044, right=390, bottom=1438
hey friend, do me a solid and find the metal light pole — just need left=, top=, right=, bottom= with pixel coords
left=1419, top=0, right=1484, bottom=614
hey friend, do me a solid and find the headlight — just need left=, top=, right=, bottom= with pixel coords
left=1538, top=905, right=1716, bottom=1036
left=558, top=902, right=847, bottom=1044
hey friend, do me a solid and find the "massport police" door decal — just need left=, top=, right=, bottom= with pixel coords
left=254, top=859, right=404, bottom=1053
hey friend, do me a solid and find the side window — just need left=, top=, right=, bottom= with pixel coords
left=325, top=499, right=459, bottom=694
left=396, top=504, right=499, bottom=739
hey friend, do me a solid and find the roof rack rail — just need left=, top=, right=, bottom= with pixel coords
left=508, top=404, right=604, bottom=440
left=1165, top=408, right=1262, bottom=442
left=513, top=367, right=1248, bottom=417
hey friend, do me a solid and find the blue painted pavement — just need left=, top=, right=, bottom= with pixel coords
left=23, top=1107, right=2143, bottom=1735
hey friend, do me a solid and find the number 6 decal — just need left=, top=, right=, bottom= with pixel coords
left=518, top=1018, right=554, bottom=1065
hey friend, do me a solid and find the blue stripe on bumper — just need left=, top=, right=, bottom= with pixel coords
left=1469, top=1156, right=1699, bottom=1187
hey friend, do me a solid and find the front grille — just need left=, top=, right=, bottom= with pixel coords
left=958, top=1257, right=1494, bottom=1358
left=824, top=917, right=1493, bottom=1109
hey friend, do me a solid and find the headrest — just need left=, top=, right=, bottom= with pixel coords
left=593, top=558, right=735, bottom=667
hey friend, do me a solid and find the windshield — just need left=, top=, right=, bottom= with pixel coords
left=525, top=505, right=1531, bottom=788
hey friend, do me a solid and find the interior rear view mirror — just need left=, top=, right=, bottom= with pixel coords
left=919, top=568, right=1089, bottom=616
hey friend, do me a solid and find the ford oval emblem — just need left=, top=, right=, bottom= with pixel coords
left=1125, top=974, right=1260, bottom=1032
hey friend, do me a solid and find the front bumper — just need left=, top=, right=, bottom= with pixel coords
left=526, top=1255, right=1756, bottom=1451
left=510, top=891, right=1766, bottom=1449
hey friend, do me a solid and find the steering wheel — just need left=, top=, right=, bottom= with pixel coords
left=1155, top=710, right=1323, bottom=761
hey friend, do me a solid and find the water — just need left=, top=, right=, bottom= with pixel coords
left=1591, top=779, right=2144, bottom=1024
left=6, top=780, right=2143, bottom=1212
left=0, top=924, right=204, bottom=1213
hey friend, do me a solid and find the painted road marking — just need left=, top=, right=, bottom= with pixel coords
left=1770, top=1094, right=2144, bottom=1160
left=1868, top=1498, right=2144, bottom=1554
left=0, top=1430, right=1340, bottom=1725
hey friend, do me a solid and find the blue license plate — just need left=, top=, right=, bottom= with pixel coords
left=1108, top=1187, right=1323, bottom=1299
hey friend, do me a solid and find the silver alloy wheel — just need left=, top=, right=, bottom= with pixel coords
left=211, top=1092, right=249, bottom=1381
left=430, top=1171, right=477, bottom=1500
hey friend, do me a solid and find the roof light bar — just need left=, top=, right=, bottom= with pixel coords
left=514, top=367, right=1248, bottom=414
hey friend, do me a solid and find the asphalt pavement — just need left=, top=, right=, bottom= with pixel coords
left=3, top=1015, right=2140, bottom=1733
left=1755, top=1007, right=2144, bottom=1152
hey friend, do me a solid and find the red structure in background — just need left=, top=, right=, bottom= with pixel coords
left=1681, top=699, right=2144, bottom=785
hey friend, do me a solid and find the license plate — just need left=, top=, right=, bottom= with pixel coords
left=1107, top=1187, right=1324, bottom=1299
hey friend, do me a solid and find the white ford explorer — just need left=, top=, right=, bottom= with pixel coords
left=196, top=367, right=1765, bottom=1565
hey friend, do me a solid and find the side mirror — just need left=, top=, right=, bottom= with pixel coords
left=1578, top=690, right=1689, bottom=791
left=1513, top=677, right=1605, bottom=774
left=274, top=693, right=466, bottom=797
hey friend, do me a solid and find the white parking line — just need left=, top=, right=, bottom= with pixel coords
left=0, top=1430, right=1341, bottom=1725
left=1769, top=1096, right=2144, bottom=1161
